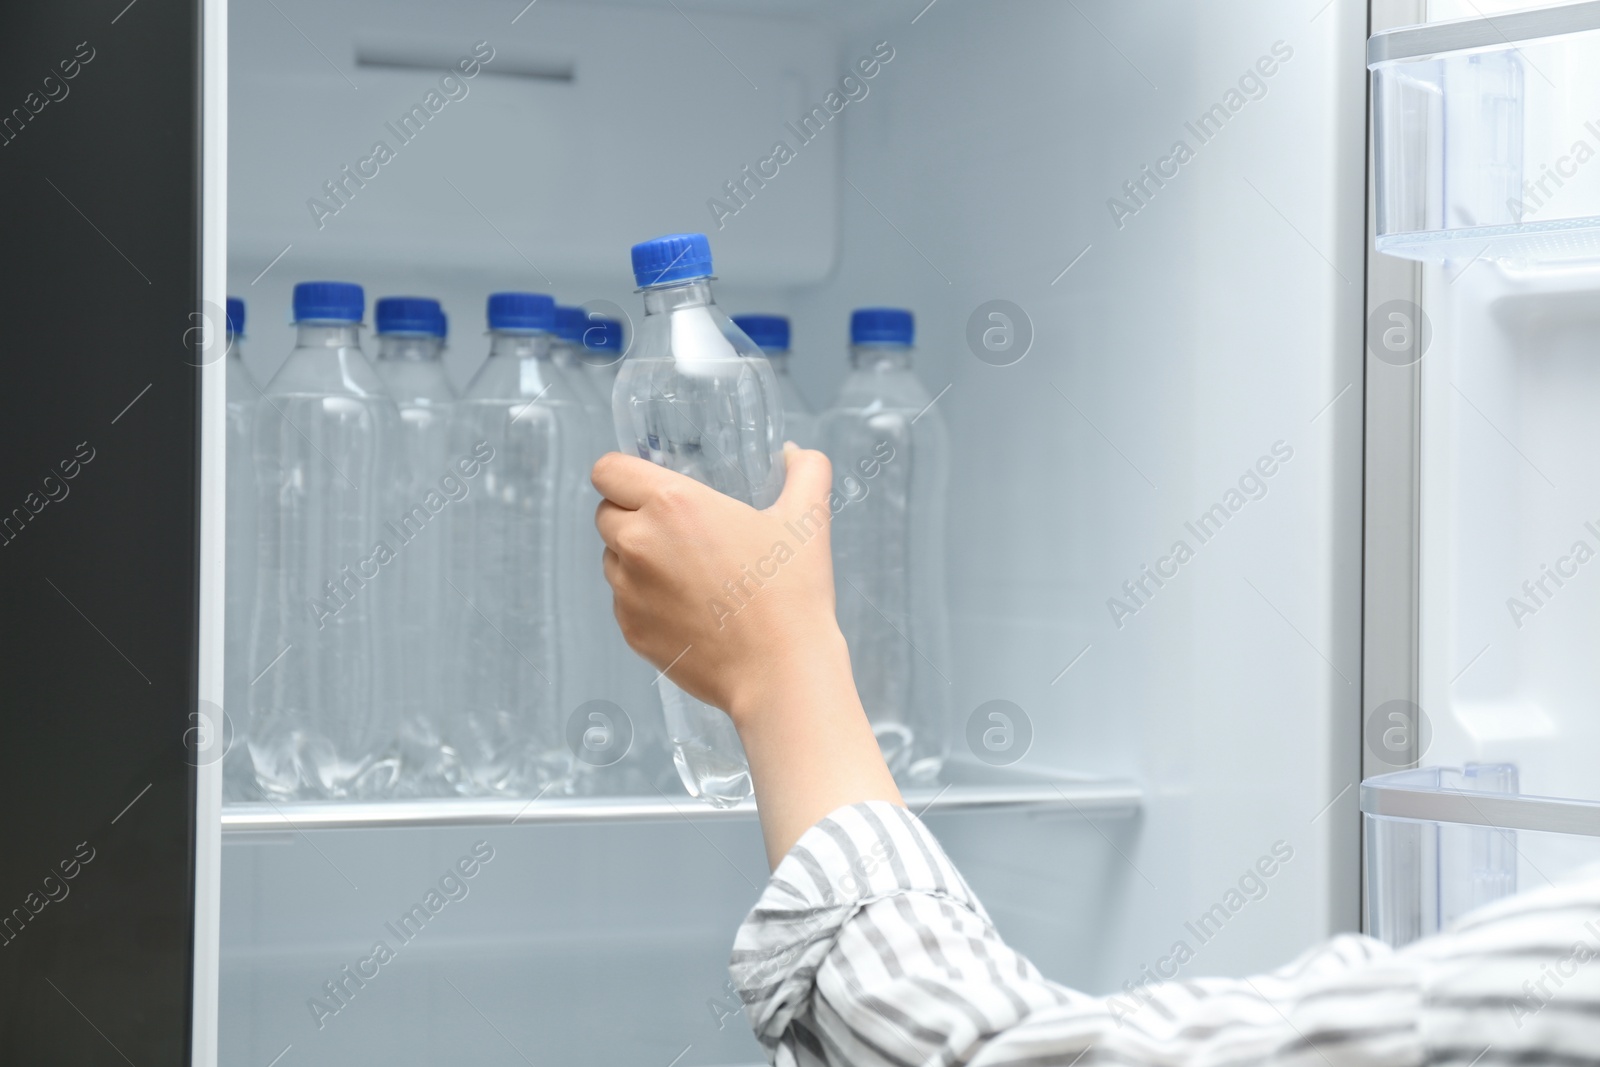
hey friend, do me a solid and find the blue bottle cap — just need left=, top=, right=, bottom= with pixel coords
left=851, top=307, right=914, bottom=346
left=225, top=296, right=245, bottom=337
left=631, top=233, right=712, bottom=288
left=434, top=310, right=449, bottom=339
left=293, top=281, right=365, bottom=324
left=487, top=292, right=556, bottom=332
left=375, top=296, right=443, bottom=335
left=553, top=305, right=589, bottom=342
left=583, top=316, right=624, bottom=352
left=732, top=315, right=789, bottom=353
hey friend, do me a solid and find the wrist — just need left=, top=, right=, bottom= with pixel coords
left=726, top=617, right=904, bottom=868
left=725, top=618, right=853, bottom=733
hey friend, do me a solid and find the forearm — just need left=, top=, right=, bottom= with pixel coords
left=728, top=620, right=903, bottom=869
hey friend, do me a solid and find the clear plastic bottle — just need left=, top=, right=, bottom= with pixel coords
left=223, top=297, right=258, bottom=799
left=580, top=315, right=626, bottom=403
left=553, top=306, right=606, bottom=413
left=448, top=293, right=584, bottom=795
left=614, top=233, right=785, bottom=807
left=248, top=281, right=401, bottom=799
left=819, top=308, right=951, bottom=783
left=549, top=305, right=611, bottom=724
left=572, top=312, right=669, bottom=796
left=732, top=315, right=816, bottom=448
left=371, top=296, right=457, bottom=796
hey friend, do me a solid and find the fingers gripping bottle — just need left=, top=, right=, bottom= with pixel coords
left=614, top=233, right=785, bottom=807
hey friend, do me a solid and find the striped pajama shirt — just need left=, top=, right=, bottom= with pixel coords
left=729, top=801, right=1600, bottom=1067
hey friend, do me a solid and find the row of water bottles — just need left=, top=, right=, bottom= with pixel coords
left=223, top=285, right=642, bottom=800
left=222, top=232, right=948, bottom=805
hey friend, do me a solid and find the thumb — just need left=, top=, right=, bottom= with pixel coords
left=774, top=443, right=834, bottom=516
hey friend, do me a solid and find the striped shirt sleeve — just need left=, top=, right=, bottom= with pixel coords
left=728, top=800, right=1084, bottom=1066
left=1407, top=870, right=1600, bottom=1066
left=731, top=801, right=1600, bottom=1067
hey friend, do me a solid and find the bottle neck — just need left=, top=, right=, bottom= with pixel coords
left=641, top=277, right=714, bottom=316
left=295, top=322, right=363, bottom=349
left=766, top=351, right=792, bottom=374
left=551, top=338, right=582, bottom=365
left=850, top=343, right=911, bottom=370
left=489, top=330, right=553, bottom=360
left=375, top=333, right=443, bottom=362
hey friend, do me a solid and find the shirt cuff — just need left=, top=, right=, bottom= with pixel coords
left=728, top=800, right=989, bottom=1044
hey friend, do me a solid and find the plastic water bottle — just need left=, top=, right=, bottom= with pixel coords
left=733, top=315, right=815, bottom=448
left=553, top=306, right=605, bottom=410
left=448, top=293, right=584, bottom=795
left=249, top=281, right=400, bottom=798
left=614, top=233, right=785, bottom=807
left=819, top=308, right=950, bottom=783
left=223, top=297, right=258, bottom=799
left=580, top=316, right=626, bottom=400
left=371, top=296, right=458, bottom=796
left=547, top=305, right=617, bottom=730
left=569, top=311, right=669, bottom=795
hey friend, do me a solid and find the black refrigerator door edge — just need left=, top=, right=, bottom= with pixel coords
left=0, top=0, right=206, bottom=1063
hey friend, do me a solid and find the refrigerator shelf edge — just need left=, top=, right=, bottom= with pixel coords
left=220, top=774, right=1142, bottom=835
left=1368, top=0, right=1600, bottom=64
left=1362, top=768, right=1600, bottom=837
left=1375, top=218, right=1600, bottom=263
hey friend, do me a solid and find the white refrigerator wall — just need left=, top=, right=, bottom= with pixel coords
left=222, top=0, right=1367, bottom=1061
left=783, top=0, right=1368, bottom=982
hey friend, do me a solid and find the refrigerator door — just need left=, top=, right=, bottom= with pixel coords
left=0, top=0, right=224, bottom=1064
left=1363, top=0, right=1600, bottom=944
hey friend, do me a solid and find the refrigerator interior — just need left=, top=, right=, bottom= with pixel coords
left=221, top=0, right=1367, bottom=1063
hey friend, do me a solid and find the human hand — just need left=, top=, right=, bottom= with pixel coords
left=594, top=443, right=902, bottom=865
left=592, top=444, right=845, bottom=725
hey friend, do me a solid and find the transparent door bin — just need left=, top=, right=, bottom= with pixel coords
left=1369, top=3, right=1600, bottom=264
left=1363, top=764, right=1600, bottom=947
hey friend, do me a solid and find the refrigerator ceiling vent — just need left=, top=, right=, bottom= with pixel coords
left=355, top=40, right=575, bottom=82
left=230, top=0, right=840, bottom=283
